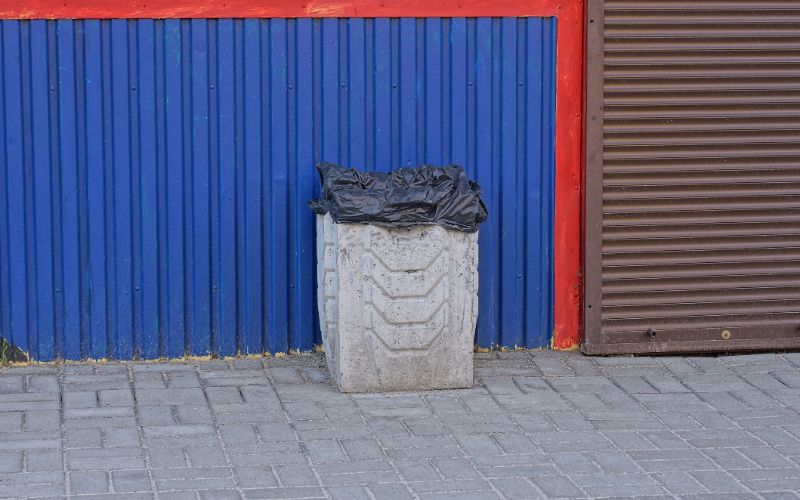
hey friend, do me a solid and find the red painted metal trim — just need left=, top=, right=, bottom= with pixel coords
left=3, top=0, right=564, bottom=19
left=1, top=0, right=586, bottom=349
left=551, top=0, right=584, bottom=349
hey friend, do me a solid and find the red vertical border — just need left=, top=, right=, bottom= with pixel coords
left=551, top=0, right=585, bottom=349
left=0, top=0, right=586, bottom=349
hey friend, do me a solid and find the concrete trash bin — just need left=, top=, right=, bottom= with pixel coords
left=316, top=213, right=479, bottom=392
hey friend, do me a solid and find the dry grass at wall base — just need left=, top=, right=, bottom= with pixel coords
left=0, top=337, right=29, bottom=365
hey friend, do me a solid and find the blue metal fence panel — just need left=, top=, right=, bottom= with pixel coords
left=0, top=18, right=556, bottom=361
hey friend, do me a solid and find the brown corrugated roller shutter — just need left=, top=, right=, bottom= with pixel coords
left=584, top=0, right=800, bottom=354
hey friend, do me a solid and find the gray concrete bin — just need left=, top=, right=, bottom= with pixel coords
left=309, top=163, right=487, bottom=393
left=315, top=213, right=479, bottom=392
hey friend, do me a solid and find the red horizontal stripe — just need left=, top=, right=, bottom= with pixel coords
left=1, top=0, right=562, bottom=19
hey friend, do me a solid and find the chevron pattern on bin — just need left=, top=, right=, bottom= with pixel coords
left=316, top=213, right=478, bottom=391
left=365, top=225, right=450, bottom=352
left=369, top=250, right=448, bottom=298
left=369, top=305, right=448, bottom=351
left=368, top=227, right=448, bottom=271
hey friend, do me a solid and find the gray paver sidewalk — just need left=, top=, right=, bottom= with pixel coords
left=3, top=352, right=800, bottom=499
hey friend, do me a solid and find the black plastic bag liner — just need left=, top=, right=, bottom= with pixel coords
left=308, top=163, right=488, bottom=233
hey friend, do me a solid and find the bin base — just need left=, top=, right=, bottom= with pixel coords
left=317, top=214, right=478, bottom=392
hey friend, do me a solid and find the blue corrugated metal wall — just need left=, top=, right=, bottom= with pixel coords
left=0, top=18, right=555, bottom=361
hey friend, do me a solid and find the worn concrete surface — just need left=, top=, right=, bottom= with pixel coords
left=317, top=214, right=478, bottom=392
left=3, top=351, right=800, bottom=499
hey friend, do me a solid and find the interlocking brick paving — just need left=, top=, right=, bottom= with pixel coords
left=2, top=352, right=800, bottom=499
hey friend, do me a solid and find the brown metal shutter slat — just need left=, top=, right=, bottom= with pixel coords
left=584, top=0, right=800, bottom=354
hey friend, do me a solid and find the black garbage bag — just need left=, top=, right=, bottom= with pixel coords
left=308, top=163, right=488, bottom=233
